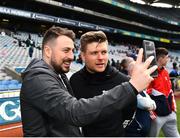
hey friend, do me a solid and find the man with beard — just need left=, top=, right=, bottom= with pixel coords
left=20, top=26, right=157, bottom=136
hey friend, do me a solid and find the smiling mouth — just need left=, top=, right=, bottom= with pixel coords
left=63, top=62, right=71, bottom=67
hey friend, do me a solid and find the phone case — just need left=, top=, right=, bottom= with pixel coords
left=143, top=40, right=158, bottom=77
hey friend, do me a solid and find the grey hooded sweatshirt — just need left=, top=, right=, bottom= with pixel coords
left=20, top=58, right=137, bottom=136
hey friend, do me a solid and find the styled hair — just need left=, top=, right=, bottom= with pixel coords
left=42, top=26, right=75, bottom=51
left=80, top=31, right=107, bottom=52
left=156, top=47, right=168, bottom=60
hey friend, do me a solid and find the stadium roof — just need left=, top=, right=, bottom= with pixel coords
left=129, top=0, right=180, bottom=8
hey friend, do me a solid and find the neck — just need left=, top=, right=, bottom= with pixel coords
left=157, top=61, right=163, bottom=69
left=157, top=63, right=164, bottom=69
left=85, top=67, right=96, bottom=74
left=43, top=56, right=50, bottom=66
left=42, top=57, right=56, bottom=72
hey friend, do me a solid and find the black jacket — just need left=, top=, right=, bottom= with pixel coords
left=20, top=59, right=137, bottom=137
left=70, top=65, right=137, bottom=136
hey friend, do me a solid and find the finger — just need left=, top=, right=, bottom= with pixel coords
left=144, top=56, right=154, bottom=69
left=136, top=48, right=143, bottom=64
left=146, top=65, right=158, bottom=75
left=149, top=76, right=154, bottom=83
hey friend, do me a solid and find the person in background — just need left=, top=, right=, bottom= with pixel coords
left=28, top=45, right=34, bottom=58
left=111, top=58, right=116, bottom=67
left=169, top=62, right=179, bottom=91
left=125, top=61, right=156, bottom=137
left=170, top=62, right=179, bottom=77
left=147, top=47, right=180, bottom=137
left=119, top=57, right=134, bottom=75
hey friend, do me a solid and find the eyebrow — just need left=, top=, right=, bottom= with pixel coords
left=62, top=47, right=74, bottom=50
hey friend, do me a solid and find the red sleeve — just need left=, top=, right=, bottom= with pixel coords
left=146, top=81, right=154, bottom=94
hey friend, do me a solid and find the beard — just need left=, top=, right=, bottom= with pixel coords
left=51, top=59, right=64, bottom=74
left=50, top=57, right=72, bottom=74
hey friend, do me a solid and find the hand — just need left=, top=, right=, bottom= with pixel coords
left=129, top=48, right=157, bottom=92
left=137, top=93, right=155, bottom=110
left=147, top=100, right=156, bottom=111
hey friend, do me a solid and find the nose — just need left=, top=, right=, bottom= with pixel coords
left=67, top=50, right=74, bottom=60
left=97, top=53, right=103, bottom=60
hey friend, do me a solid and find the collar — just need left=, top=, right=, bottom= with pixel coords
left=81, top=64, right=118, bottom=83
left=157, top=66, right=165, bottom=72
left=83, top=64, right=113, bottom=77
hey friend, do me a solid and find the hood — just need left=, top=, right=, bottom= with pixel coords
left=21, top=58, right=53, bottom=80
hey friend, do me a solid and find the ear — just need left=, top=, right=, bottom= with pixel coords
left=157, top=57, right=163, bottom=64
left=44, top=45, right=52, bottom=58
left=157, top=57, right=162, bottom=62
left=80, top=52, right=85, bottom=62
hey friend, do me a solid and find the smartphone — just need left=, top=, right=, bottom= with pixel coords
left=142, top=40, right=158, bottom=77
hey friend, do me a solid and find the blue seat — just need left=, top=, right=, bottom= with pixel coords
left=10, top=80, right=19, bottom=85
left=17, top=83, right=22, bottom=89
left=1, top=80, right=10, bottom=85
left=0, top=84, right=8, bottom=91
left=8, top=84, right=18, bottom=90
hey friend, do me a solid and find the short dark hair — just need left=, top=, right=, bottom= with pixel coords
left=156, top=47, right=168, bottom=60
left=80, top=31, right=107, bottom=52
left=42, top=26, right=75, bottom=51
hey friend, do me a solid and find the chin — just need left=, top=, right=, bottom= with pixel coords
left=96, top=68, right=105, bottom=73
left=61, top=67, right=69, bottom=73
left=64, top=69, right=70, bottom=73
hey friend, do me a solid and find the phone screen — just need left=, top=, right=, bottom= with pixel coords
left=143, top=40, right=158, bottom=77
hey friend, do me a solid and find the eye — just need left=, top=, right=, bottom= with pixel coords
left=64, top=49, right=69, bottom=53
left=63, top=48, right=70, bottom=53
left=72, top=49, right=75, bottom=53
left=102, top=51, right=107, bottom=55
left=91, top=51, right=98, bottom=55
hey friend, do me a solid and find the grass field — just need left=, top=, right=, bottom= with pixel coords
left=159, top=98, right=180, bottom=137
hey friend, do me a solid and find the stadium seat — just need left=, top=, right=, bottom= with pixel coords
left=0, top=84, right=8, bottom=91
left=4, top=76, right=13, bottom=80
left=1, top=80, right=11, bottom=85
left=8, top=84, right=18, bottom=90
left=10, top=80, right=19, bottom=85
left=17, top=83, right=22, bottom=89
